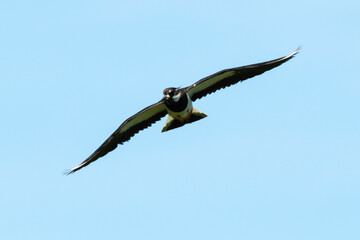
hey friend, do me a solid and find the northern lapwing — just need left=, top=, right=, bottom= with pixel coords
left=66, top=48, right=299, bottom=174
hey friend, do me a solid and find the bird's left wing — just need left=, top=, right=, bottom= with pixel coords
left=65, top=100, right=167, bottom=174
left=185, top=48, right=299, bottom=101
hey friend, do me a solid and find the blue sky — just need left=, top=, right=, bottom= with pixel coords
left=1, top=0, right=359, bottom=239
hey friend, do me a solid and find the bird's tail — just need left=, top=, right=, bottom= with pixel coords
left=161, top=107, right=207, bottom=132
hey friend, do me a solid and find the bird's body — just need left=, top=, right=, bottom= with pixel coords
left=66, top=48, right=300, bottom=174
left=163, top=88, right=192, bottom=120
left=162, top=88, right=207, bottom=132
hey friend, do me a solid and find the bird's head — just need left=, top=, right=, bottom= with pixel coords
left=163, top=88, right=181, bottom=102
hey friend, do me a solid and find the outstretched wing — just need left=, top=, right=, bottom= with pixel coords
left=65, top=100, right=167, bottom=174
left=185, top=48, right=299, bottom=101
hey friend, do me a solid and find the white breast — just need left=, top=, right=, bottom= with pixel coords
left=166, top=94, right=193, bottom=121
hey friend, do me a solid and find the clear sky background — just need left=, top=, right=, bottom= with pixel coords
left=1, top=1, right=359, bottom=239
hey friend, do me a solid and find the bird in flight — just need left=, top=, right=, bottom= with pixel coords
left=65, top=48, right=299, bottom=174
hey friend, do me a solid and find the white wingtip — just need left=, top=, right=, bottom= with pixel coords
left=293, top=46, right=301, bottom=55
left=63, top=164, right=83, bottom=175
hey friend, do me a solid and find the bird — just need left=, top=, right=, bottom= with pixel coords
left=65, top=48, right=299, bottom=174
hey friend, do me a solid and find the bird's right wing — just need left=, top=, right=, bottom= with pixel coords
left=185, top=48, right=299, bottom=101
left=65, top=100, right=167, bottom=174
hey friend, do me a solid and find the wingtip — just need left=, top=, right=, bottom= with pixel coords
left=63, top=169, right=75, bottom=176
left=284, top=46, right=300, bottom=60
left=293, top=46, right=301, bottom=55
left=63, top=166, right=81, bottom=175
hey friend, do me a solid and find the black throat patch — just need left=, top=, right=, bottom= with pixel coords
left=165, top=90, right=188, bottom=112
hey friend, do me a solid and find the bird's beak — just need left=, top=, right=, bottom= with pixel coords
left=164, top=94, right=170, bottom=100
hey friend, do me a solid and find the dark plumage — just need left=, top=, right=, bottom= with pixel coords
left=65, top=48, right=299, bottom=174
